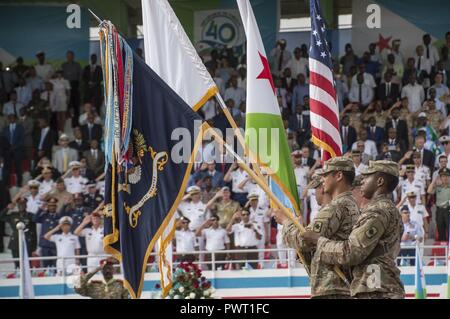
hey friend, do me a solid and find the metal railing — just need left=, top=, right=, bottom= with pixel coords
left=1, top=245, right=448, bottom=280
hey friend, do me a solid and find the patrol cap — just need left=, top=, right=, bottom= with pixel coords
left=361, top=160, right=399, bottom=177
left=69, top=161, right=81, bottom=169
left=205, top=159, right=216, bottom=165
left=439, top=168, right=450, bottom=176
left=406, top=191, right=417, bottom=198
left=59, top=216, right=73, bottom=226
left=186, top=186, right=201, bottom=195
left=438, top=154, right=448, bottom=161
left=221, top=186, right=230, bottom=192
left=247, top=192, right=259, bottom=200
left=405, top=164, right=416, bottom=172
left=307, top=169, right=324, bottom=189
left=439, top=136, right=450, bottom=144
left=28, top=180, right=41, bottom=188
left=351, top=150, right=361, bottom=156
left=100, top=257, right=118, bottom=267
left=322, top=157, right=354, bottom=174
left=352, top=174, right=364, bottom=187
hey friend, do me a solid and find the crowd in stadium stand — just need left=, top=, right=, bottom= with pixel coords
left=1, top=31, right=450, bottom=276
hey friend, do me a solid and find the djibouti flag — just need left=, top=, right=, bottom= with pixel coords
left=415, top=243, right=427, bottom=299
left=237, top=0, right=300, bottom=215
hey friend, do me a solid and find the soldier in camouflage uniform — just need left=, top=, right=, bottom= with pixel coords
left=74, top=258, right=130, bottom=299
left=275, top=158, right=360, bottom=299
left=301, top=160, right=405, bottom=299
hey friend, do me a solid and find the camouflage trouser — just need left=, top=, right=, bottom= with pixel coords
left=311, top=294, right=352, bottom=299
left=354, top=292, right=404, bottom=299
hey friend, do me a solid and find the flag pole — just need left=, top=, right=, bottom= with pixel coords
left=17, top=222, right=26, bottom=299
left=214, top=93, right=267, bottom=182
left=88, top=9, right=103, bottom=24
left=206, top=125, right=350, bottom=286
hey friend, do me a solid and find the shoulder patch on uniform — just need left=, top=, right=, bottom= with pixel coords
left=365, top=226, right=378, bottom=239
left=313, top=221, right=323, bottom=233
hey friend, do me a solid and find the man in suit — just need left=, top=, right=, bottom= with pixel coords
left=35, top=117, right=57, bottom=161
left=366, top=116, right=385, bottom=146
left=407, top=135, right=435, bottom=170
left=300, top=146, right=316, bottom=169
left=340, top=115, right=357, bottom=153
left=281, top=67, right=297, bottom=93
left=384, top=127, right=407, bottom=155
left=83, top=139, right=105, bottom=177
left=2, top=114, right=25, bottom=186
left=377, top=71, right=400, bottom=103
left=69, top=127, right=89, bottom=157
left=81, top=113, right=103, bottom=144
left=385, top=107, right=409, bottom=150
left=288, top=105, right=311, bottom=147
left=82, top=54, right=103, bottom=112
left=53, top=134, right=79, bottom=174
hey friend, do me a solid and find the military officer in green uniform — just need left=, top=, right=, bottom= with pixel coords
left=274, top=157, right=360, bottom=299
left=301, top=160, right=405, bottom=299
left=74, top=258, right=130, bottom=299
left=0, top=197, right=37, bottom=268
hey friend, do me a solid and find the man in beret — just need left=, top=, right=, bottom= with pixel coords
left=274, top=157, right=359, bottom=299
left=74, top=258, right=130, bottom=299
left=301, top=160, right=405, bottom=299
left=427, top=167, right=450, bottom=241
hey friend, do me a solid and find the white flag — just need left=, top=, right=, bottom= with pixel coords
left=21, top=235, right=35, bottom=299
left=141, top=0, right=218, bottom=110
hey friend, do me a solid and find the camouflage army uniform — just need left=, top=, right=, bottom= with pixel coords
left=75, top=273, right=130, bottom=299
left=315, top=161, right=405, bottom=299
left=283, top=159, right=360, bottom=299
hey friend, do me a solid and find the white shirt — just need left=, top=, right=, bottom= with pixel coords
left=175, top=229, right=197, bottom=253
left=231, top=169, right=249, bottom=193
left=399, top=178, right=426, bottom=204
left=39, top=179, right=54, bottom=196
left=286, top=57, right=309, bottom=78
left=351, top=140, right=378, bottom=159
left=202, top=227, right=230, bottom=251
left=80, top=227, right=104, bottom=255
left=202, top=100, right=217, bottom=121
left=35, top=64, right=54, bottom=81
left=255, top=185, right=270, bottom=210
left=354, top=163, right=368, bottom=176
left=177, top=200, right=209, bottom=231
left=415, top=55, right=432, bottom=76
left=26, top=195, right=42, bottom=214
left=224, top=86, right=246, bottom=107
left=50, top=233, right=80, bottom=258
left=230, top=222, right=261, bottom=247
left=307, top=188, right=321, bottom=223
left=294, top=166, right=309, bottom=188
left=423, top=43, right=440, bottom=66
left=64, top=176, right=88, bottom=194
left=351, top=72, right=377, bottom=89
left=348, top=83, right=374, bottom=106
left=401, top=83, right=425, bottom=113
left=3, top=101, right=25, bottom=116
left=249, top=206, right=270, bottom=231
left=407, top=203, right=428, bottom=234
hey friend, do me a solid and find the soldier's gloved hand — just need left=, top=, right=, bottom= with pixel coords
left=300, top=230, right=320, bottom=247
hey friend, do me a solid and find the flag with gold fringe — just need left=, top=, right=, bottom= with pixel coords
left=100, top=21, right=206, bottom=299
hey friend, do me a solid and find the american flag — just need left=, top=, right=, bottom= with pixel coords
left=309, top=0, right=342, bottom=160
